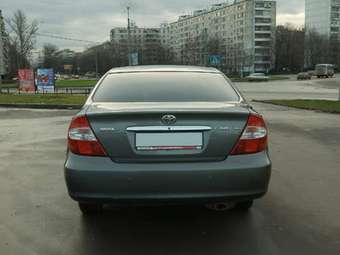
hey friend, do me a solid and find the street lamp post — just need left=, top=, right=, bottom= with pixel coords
left=127, top=6, right=131, bottom=66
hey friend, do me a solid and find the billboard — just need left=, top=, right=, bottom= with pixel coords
left=37, top=68, right=55, bottom=92
left=18, top=69, right=35, bottom=92
left=64, top=64, right=73, bottom=71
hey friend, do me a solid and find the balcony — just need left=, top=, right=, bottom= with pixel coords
left=255, top=30, right=272, bottom=35
left=254, top=15, right=272, bottom=19
left=254, top=46, right=271, bottom=49
left=254, top=58, right=271, bottom=63
left=254, top=37, right=271, bottom=41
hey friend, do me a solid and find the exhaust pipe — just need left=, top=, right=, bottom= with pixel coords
left=206, top=202, right=235, bottom=211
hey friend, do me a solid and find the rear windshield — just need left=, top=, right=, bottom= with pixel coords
left=92, top=72, right=240, bottom=102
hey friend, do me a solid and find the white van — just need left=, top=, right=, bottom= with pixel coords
left=315, top=64, right=335, bottom=78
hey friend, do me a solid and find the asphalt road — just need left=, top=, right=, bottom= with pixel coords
left=235, top=74, right=340, bottom=101
left=0, top=102, right=340, bottom=254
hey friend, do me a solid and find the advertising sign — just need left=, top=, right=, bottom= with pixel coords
left=129, top=52, right=139, bottom=66
left=64, top=64, right=73, bottom=71
left=18, top=69, right=35, bottom=92
left=37, top=68, right=55, bottom=92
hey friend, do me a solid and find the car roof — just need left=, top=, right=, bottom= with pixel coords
left=108, top=65, right=220, bottom=74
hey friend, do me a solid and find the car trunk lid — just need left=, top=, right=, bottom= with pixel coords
left=86, top=102, right=250, bottom=163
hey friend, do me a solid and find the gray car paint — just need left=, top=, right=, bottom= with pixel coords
left=65, top=150, right=271, bottom=204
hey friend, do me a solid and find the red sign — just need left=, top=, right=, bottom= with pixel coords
left=18, top=69, right=35, bottom=92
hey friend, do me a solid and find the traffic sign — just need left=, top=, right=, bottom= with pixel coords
left=209, top=55, right=221, bottom=66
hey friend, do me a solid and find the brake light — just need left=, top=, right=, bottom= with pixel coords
left=230, top=114, right=268, bottom=155
left=67, top=115, right=107, bottom=156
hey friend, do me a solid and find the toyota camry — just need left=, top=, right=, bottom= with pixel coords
left=64, top=65, right=271, bottom=214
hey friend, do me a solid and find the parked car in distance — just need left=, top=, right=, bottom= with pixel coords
left=62, top=75, right=72, bottom=80
left=307, top=70, right=315, bottom=76
left=246, top=73, right=269, bottom=82
left=297, top=72, right=312, bottom=80
left=64, top=65, right=272, bottom=215
left=85, top=72, right=97, bottom=78
left=316, top=64, right=334, bottom=78
left=55, top=74, right=61, bottom=80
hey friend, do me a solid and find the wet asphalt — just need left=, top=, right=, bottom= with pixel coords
left=0, top=80, right=340, bottom=254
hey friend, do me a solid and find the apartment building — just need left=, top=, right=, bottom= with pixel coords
left=0, top=10, right=8, bottom=77
left=110, top=24, right=162, bottom=65
left=305, top=0, right=340, bottom=39
left=164, top=0, right=276, bottom=73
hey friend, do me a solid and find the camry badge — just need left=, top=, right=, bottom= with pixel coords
left=99, top=127, right=116, bottom=132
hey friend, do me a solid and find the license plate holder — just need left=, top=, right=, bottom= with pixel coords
left=135, top=132, right=203, bottom=151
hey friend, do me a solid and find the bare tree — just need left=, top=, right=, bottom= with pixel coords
left=183, top=36, right=200, bottom=65
left=42, top=43, right=59, bottom=69
left=75, top=42, right=117, bottom=75
left=305, top=29, right=330, bottom=69
left=207, top=37, right=222, bottom=56
left=329, top=36, right=340, bottom=69
left=6, top=10, right=38, bottom=69
left=158, top=45, right=174, bottom=64
left=225, top=41, right=241, bottom=75
left=275, top=24, right=304, bottom=72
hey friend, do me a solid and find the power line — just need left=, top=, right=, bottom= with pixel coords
left=36, top=32, right=101, bottom=44
left=36, top=32, right=101, bottom=78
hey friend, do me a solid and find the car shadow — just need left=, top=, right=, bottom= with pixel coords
left=75, top=205, right=275, bottom=255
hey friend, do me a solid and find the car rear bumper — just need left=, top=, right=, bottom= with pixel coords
left=64, top=151, right=271, bottom=205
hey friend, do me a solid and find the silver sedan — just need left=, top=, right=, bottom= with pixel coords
left=64, top=66, right=271, bottom=214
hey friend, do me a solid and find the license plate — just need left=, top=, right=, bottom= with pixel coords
left=136, top=132, right=203, bottom=151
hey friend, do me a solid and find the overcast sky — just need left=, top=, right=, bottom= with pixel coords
left=1, top=0, right=305, bottom=51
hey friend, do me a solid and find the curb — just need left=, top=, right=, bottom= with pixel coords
left=0, top=104, right=82, bottom=110
left=251, top=100, right=340, bottom=114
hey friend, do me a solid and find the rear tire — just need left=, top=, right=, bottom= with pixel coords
left=235, top=200, right=254, bottom=211
left=78, top=202, right=103, bottom=215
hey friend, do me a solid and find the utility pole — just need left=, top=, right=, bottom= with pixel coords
left=127, top=6, right=131, bottom=66
left=95, top=47, right=98, bottom=79
left=202, top=28, right=208, bottom=66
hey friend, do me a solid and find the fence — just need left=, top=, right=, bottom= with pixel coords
left=0, top=87, right=92, bottom=95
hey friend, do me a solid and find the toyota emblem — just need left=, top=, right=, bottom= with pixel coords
left=161, top=115, right=177, bottom=125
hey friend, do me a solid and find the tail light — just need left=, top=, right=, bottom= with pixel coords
left=68, top=115, right=107, bottom=156
left=230, top=113, right=268, bottom=155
